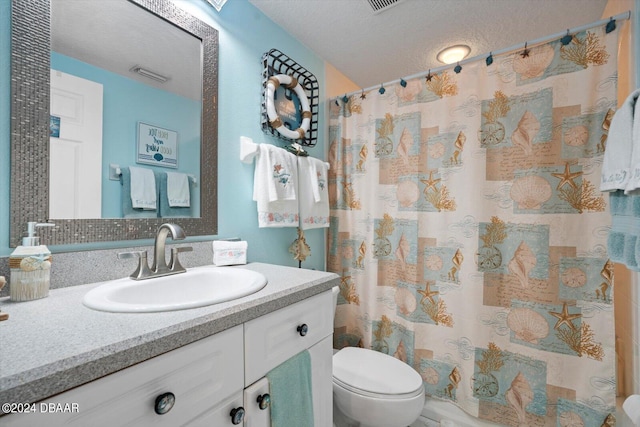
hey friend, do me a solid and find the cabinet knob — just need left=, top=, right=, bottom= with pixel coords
left=154, top=392, right=176, bottom=415
left=297, top=323, right=308, bottom=336
left=230, top=406, right=245, bottom=425
left=257, top=393, right=271, bottom=410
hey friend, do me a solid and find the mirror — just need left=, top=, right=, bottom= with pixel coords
left=10, top=0, right=218, bottom=246
left=50, top=0, right=202, bottom=219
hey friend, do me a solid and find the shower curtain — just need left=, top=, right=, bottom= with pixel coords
left=329, top=24, right=619, bottom=426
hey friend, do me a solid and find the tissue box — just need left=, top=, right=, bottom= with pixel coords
left=213, top=240, right=247, bottom=266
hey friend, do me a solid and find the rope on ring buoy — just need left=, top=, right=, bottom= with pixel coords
left=265, top=74, right=311, bottom=140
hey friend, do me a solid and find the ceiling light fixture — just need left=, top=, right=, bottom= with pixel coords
left=130, top=66, right=169, bottom=83
left=436, top=45, right=471, bottom=65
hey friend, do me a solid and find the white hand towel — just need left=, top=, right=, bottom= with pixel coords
left=266, top=144, right=298, bottom=202
left=298, top=156, right=330, bottom=230
left=253, top=144, right=299, bottom=228
left=129, top=166, right=157, bottom=210
left=166, top=172, right=191, bottom=207
left=625, top=90, right=640, bottom=193
left=601, top=89, right=640, bottom=192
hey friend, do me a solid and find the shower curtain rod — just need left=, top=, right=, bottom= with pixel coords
left=334, top=10, right=631, bottom=100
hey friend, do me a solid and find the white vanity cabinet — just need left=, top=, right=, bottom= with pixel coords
left=4, top=290, right=334, bottom=427
left=4, top=325, right=245, bottom=427
left=244, top=290, right=334, bottom=426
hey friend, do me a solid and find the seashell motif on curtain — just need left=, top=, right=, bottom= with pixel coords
left=564, top=125, right=590, bottom=147
left=558, top=411, right=585, bottom=427
left=505, top=371, right=534, bottom=426
left=507, top=307, right=550, bottom=344
left=508, top=241, right=537, bottom=288
left=510, top=175, right=552, bottom=210
left=393, top=339, right=408, bottom=362
left=397, top=127, right=414, bottom=167
left=426, top=254, right=444, bottom=271
left=422, top=366, right=440, bottom=385
left=444, top=366, right=462, bottom=398
left=512, top=43, right=555, bottom=79
left=397, top=180, right=420, bottom=208
left=355, top=241, right=366, bottom=269
left=561, top=267, right=587, bottom=288
left=395, top=233, right=410, bottom=268
left=511, top=110, right=540, bottom=155
left=395, top=79, right=422, bottom=102
left=394, top=287, right=417, bottom=315
left=430, top=141, right=445, bottom=159
left=356, top=144, right=368, bottom=172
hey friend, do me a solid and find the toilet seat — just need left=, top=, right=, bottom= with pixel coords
left=333, top=376, right=424, bottom=400
left=333, top=347, right=424, bottom=399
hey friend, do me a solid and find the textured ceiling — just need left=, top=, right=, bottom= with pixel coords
left=249, top=0, right=610, bottom=89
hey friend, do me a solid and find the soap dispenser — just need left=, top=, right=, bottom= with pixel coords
left=9, top=222, right=55, bottom=301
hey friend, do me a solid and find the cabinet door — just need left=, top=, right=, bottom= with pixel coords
left=244, top=290, right=333, bottom=386
left=249, top=336, right=333, bottom=427
left=243, top=377, right=270, bottom=427
left=185, top=391, right=245, bottom=427
left=4, top=325, right=244, bottom=427
left=309, top=335, right=333, bottom=427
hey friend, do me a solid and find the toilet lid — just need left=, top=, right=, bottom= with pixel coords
left=333, top=347, right=423, bottom=396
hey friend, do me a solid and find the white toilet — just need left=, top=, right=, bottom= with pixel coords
left=332, top=287, right=425, bottom=427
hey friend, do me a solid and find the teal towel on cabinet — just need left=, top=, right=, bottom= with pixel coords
left=158, top=172, right=193, bottom=218
left=266, top=350, right=314, bottom=427
left=120, top=167, right=159, bottom=218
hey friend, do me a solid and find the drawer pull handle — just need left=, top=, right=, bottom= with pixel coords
left=257, top=393, right=271, bottom=410
left=297, top=323, right=309, bottom=336
left=154, top=392, right=176, bottom=415
left=230, top=406, right=245, bottom=424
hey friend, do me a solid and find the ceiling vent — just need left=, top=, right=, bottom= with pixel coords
left=364, top=0, right=403, bottom=14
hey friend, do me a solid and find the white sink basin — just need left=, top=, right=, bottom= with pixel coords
left=82, top=266, right=267, bottom=313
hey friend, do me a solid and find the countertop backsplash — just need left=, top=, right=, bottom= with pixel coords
left=0, top=241, right=215, bottom=298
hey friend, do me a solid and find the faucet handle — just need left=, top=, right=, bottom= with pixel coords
left=117, top=250, right=145, bottom=260
left=118, top=250, right=152, bottom=280
left=169, top=246, right=192, bottom=273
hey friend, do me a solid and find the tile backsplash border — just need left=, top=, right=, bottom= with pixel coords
left=0, top=241, right=215, bottom=298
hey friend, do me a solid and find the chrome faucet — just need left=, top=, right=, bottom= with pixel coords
left=118, top=223, right=192, bottom=280
left=152, top=223, right=185, bottom=273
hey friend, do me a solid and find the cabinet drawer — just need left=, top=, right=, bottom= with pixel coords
left=244, top=290, right=333, bottom=386
left=4, top=325, right=244, bottom=427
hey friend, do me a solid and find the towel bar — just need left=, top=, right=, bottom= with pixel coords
left=109, top=163, right=197, bottom=184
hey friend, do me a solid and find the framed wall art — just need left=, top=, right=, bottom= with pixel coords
left=136, top=122, right=178, bottom=168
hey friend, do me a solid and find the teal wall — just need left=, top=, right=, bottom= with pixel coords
left=1, top=0, right=327, bottom=271
left=52, top=52, right=202, bottom=218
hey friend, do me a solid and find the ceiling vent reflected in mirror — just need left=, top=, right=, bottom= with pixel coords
left=130, top=65, right=170, bottom=83
left=364, top=0, right=403, bottom=14
left=205, top=0, right=228, bottom=12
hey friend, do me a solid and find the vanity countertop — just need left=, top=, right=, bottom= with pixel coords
left=0, top=263, right=339, bottom=405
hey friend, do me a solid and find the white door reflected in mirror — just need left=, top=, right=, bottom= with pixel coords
left=50, top=70, right=103, bottom=219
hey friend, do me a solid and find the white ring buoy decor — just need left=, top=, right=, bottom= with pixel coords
left=265, top=74, right=311, bottom=140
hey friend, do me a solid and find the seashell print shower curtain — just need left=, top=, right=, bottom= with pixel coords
left=329, top=24, right=619, bottom=426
